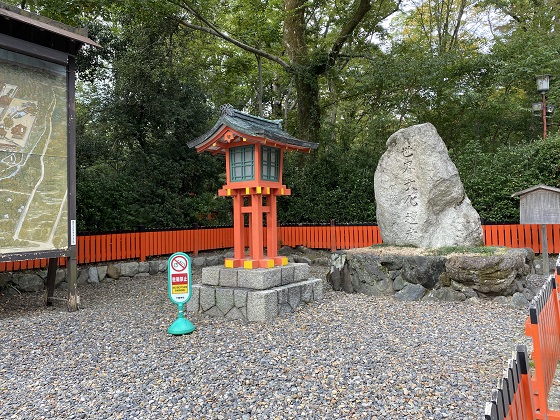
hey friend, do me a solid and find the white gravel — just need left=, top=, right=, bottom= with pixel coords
left=0, top=267, right=531, bottom=419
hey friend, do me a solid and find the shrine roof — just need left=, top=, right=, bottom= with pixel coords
left=188, top=104, right=319, bottom=153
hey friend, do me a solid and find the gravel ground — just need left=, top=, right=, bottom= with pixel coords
left=0, top=264, right=533, bottom=419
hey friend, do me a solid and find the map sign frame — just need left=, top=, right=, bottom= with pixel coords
left=0, top=34, right=76, bottom=263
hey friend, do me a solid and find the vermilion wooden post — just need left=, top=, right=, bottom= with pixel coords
left=250, top=194, right=264, bottom=261
left=267, top=195, right=279, bottom=259
left=233, top=194, right=244, bottom=260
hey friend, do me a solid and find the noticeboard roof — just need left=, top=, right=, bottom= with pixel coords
left=0, top=2, right=99, bottom=49
left=511, top=184, right=560, bottom=198
left=189, top=104, right=319, bottom=154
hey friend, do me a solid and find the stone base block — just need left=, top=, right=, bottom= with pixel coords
left=201, top=263, right=310, bottom=290
left=187, top=278, right=323, bottom=322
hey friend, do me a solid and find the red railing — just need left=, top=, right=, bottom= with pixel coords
left=1, top=223, right=558, bottom=272
left=485, top=262, right=560, bottom=420
left=524, top=271, right=560, bottom=419
left=485, top=345, right=535, bottom=420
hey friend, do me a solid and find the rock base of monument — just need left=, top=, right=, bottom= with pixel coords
left=187, top=263, right=323, bottom=322
left=327, top=247, right=539, bottom=307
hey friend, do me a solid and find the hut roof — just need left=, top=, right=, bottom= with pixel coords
left=511, top=184, right=560, bottom=198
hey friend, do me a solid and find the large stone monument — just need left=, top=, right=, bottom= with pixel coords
left=374, top=123, right=483, bottom=248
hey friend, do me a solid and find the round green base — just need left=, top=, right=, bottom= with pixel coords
left=168, top=317, right=195, bottom=335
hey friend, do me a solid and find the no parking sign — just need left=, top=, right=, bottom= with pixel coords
left=167, top=252, right=194, bottom=335
left=168, top=253, right=192, bottom=303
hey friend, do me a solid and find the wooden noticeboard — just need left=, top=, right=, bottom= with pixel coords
left=0, top=3, right=98, bottom=310
left=512, top=185, right=560, bottom=275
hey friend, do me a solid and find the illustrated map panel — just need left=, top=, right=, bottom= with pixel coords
left=0, top=49, right=68, bottom=255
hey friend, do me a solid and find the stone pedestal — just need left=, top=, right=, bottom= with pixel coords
left=187, top=263, right=323, bottom=322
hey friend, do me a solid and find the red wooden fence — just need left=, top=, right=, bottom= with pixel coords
left=523, top=270, right=560, bottom=419
left=485, top=264, right=560, bottom=419
left=0, top=224, right=558, bottom=272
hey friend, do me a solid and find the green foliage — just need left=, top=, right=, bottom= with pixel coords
left=74, top=2, right=230, bottom=232
left=76, top=164, right=139, bottom=232
left=454, top=133, right=560, bottom=222
left=278, top=143, right=380, bottom=223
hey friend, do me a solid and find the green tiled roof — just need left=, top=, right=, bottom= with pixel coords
left=188, top=104, right=318, bottom=151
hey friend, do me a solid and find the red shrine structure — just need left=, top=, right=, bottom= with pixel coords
left=189, top=104, right=318, bottom=269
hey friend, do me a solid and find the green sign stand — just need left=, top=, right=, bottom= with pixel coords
left=167, top=252, right=195, bottom=335
left=168, top=302, right=194, bottom=335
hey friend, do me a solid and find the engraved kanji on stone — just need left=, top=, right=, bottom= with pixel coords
left=402, top=142, right=413, bottom=158
left=403, top=178, right=418, bottom=206
left=403, top=160, right=413, bottom=173
left=404, top=211, right=418, bottom=224
left=405, top=226, right=418, bottom=236
left=406, top=192, right=418, bottom=206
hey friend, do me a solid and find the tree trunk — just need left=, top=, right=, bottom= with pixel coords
left=256, top=55, right=263, bottom=117
left=284, top=0, right=321, bottom=143
left=293, top=67, right=321, bottom=143
left=176, top=0, right=382, bottom=145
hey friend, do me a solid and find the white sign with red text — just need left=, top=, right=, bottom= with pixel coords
left=167, top=252, right=192, bottom=304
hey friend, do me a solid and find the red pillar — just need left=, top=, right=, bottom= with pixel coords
left=233, top=192, right=244, bottom=260
left=250, top=193, right=264, bottom=262
left=267, top=194, right=277, bottom=258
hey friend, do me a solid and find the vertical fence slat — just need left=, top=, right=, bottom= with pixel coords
left=532, top=224, right=541, bottom=253
left=95, top=235, right=102, bottom=263
left=76, top=235, right=83, bottom=264
left=546, top=224, right=555, bottom=254
left=519, top=225, right=528, bottom=248
left=125, top=233, right=132, bottom=260
left=552, top=225, right=560, bottom=254
left=511, top=225, right=519, bottom=249
left=483, top=226, right=491, bottom=246
left=188, top=228, right=193, bottom=253
left=101, top=234, right=109, bottom=263
left=504, top=225, right=512, bottom=248
left=85, top=235, right=92, bottom=264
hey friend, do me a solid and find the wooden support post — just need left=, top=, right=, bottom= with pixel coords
left=67, top=255, right=78, bottom=311
left=44, top=257, right=57, bottom=306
